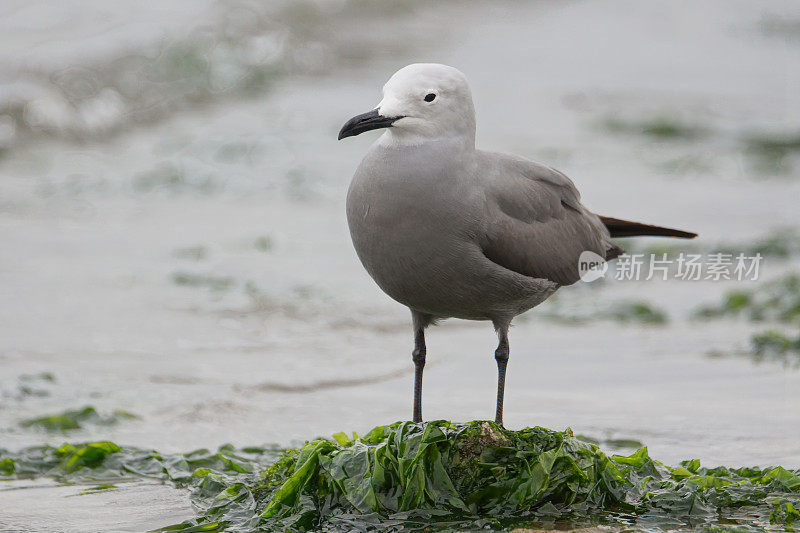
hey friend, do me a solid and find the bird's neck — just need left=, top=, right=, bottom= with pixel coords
left=370, top=136, right=476, bottom=175
left=378, top=129, right=475, bottom=152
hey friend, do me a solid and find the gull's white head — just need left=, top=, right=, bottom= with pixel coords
left=338, top=63, right=475, bottom=147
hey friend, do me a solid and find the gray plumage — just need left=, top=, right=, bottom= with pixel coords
left=346, top=139, right=615, bottom=329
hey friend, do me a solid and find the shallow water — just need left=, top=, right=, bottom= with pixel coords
left=1, top=0, right=800, bottom=530
left=0, top=478, right=194, bottom=532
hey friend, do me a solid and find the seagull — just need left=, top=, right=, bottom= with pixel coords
left=338, top=63, right=696, bottom=426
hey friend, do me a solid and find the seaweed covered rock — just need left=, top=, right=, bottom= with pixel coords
left=2, top=421, right=800, bottom=531
left=262, top=421, right=632, bottom=525
left=238, top=421, right=800, bottom=531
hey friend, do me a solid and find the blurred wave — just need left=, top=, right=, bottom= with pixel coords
left=0, top=0, right=423, bottom=149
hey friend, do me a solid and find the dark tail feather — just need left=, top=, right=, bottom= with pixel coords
left=600, top=216, right=697, bottom=239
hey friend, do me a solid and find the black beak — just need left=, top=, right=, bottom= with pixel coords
left=338, top=109, right=402, bottom=140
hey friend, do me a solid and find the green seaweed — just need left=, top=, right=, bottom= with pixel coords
left=173, top=246, right=209, bottom=261
left=5, top=372, right=56, bottom=399
left=171, top=272, right=235, bottom=291
left=599, top=113, right=800, bottom=175
left=744, top=133, right=800, bottom=174
left=606, top=302, right=668, bottom=324
left=750, top=329, right=800, bottom=366
left=2, top=421, right=799, bottom=531
left=19, top=406, right=140, bottom=432
left=731, top=228, right=800, bottom=259
left=253, top=236, right=274, bottom=252
left=695, top=274, right=800, bottom=323
left=540, top=298, right=669, bottom=325
left=0, top=457, right=14, bottom=475
left=603, top=438, right=645, bottom=450
left=20, top=372, right=55, bottom=382
left=706, top=329, right=800, bottom=367
left=761, top=16, right=800, bottom=39
left=600, top=116, right=707, bottom=140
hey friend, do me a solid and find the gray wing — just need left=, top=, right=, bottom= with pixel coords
left=478, top=152, right=619, bottom=286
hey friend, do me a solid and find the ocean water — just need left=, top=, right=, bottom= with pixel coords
left=1, top=0, right=799, bottom=530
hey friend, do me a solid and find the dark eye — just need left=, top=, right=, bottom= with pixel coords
left=424, top=93, right=436, bottom=102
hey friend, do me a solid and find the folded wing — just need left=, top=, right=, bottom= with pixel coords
left=478, top=153, right=620, bottom=286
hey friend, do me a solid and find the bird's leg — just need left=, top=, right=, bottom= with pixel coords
left=412, top=327, right=426, bottom=423
left=494, top=327, right=510, bottom=426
